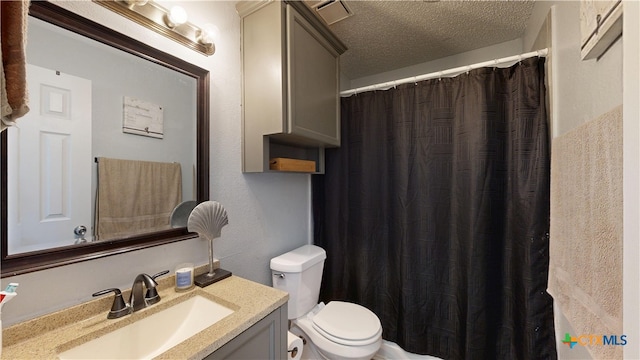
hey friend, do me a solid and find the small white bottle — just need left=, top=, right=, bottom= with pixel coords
left=175, top=263, right=194, bottom=291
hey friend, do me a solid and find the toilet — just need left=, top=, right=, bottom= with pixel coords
left=270, top=245, right=382, bottom=360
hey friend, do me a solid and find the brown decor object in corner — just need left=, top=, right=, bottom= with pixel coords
left=269, top=158, right=316, bottom=172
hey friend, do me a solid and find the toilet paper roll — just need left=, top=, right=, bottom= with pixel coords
left=287, top=331, right=303, bottom=360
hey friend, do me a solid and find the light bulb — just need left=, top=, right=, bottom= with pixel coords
left=124, top=0, right=148, bottom=6
left=197, top=23, right=220, bottom=45
left=166, top=5, right=188, bottom=28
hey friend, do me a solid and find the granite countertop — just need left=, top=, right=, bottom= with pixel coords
left=2, top=274, right=288, bottom=359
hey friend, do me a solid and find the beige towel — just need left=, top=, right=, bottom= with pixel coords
left=95, top=157, right=182, bottom=241
left=548, top=105, right=623, bottom=360
left=1, top=0, right=30, bottom=130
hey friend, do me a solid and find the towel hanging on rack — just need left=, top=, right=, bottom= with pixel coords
left=95, top=157, right=182, bottom=241
left=548, top=105, right=623, bottom=360
left=1, top=0, right=31, bottom=130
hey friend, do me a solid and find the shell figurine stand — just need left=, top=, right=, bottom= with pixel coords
left=187, top=201, right=232, bottom=288
left=195, top=268, right=232, bottom=287
left=194, top=236, right=232, bottom=287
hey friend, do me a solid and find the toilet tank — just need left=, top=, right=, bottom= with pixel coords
left=270, top=245, right=327, bottom=319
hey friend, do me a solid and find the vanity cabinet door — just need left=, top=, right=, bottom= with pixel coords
left=286, top=5, right=340, bottom=147
left=207, top=306, right=287, bottom=359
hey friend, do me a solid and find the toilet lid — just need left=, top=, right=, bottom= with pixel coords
left=312, top=301, right=381, bottom=346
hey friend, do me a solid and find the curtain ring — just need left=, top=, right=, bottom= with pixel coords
left=438, top=71, right=443, bottom=81
left=413, top=77, right=418, bottom=86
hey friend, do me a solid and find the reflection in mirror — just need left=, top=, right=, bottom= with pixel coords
left=10, top=17, right=196, bottom=252
left=0, top=2, right=209, bottom=277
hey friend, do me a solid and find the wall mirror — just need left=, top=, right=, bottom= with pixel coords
left=0, top=1, right=210, bottom=277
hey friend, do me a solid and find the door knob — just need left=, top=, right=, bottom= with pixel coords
left=74, top=225, right=88, bottom=244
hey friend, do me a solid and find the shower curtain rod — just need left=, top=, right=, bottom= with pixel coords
left=340, top=48, right=548, bottom=97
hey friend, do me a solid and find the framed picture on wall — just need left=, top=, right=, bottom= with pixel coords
left=122, top=96, right=164, bottom=139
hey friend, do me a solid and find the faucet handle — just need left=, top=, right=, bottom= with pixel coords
left=92, top=288, right=132, bottom=319
left=151, top=270, right=170, bottom=280
left=145, top=270, right=169, bottom=305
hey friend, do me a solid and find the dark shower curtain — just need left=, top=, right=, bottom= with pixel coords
left=312, top=57, right=556, bottom=359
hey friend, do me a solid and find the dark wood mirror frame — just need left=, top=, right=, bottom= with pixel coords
left=0, top=1, right=210, bottom=277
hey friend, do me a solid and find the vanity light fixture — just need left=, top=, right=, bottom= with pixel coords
left=93, top=0, right=215, bottom=56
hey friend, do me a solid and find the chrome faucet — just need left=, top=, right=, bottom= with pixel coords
left=93, top=270, right=169, bottom=319
left=129, top=270, right=169, bottom=312
left=129, top=273, right=159, bottom=312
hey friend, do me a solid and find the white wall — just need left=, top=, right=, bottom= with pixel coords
left=524, top=1, right=628, bottom=359
left=525, top=1, right=622, bottom=139
left=1, top=1, right=310, bottom=326
left=622, top=1, right=640, bottom=358
left=342, top=38, right=523, bottom=91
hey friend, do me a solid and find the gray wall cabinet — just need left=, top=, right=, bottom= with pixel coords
left=237, top=1, right=347, bottom=173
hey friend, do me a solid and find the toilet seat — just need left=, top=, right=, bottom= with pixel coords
left=311, top=301, right=382, bottom=346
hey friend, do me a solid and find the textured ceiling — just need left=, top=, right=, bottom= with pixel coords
left=327, top=0, right=536, bottom=80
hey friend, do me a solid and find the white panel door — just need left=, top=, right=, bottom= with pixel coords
left=7, top=64, right=92, bottom=253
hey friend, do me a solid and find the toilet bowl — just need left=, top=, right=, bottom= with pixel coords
left=270, top=245, right=382, bottom=360
left=294, top=301, right=382, bottom=360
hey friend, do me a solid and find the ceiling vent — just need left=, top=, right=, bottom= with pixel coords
left=305, top=0, right=353, bottom=25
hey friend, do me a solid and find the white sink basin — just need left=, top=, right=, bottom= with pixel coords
left=59, top=295, right=234, bottom=359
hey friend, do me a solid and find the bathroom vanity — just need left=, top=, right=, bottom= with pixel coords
left=207, top=305, right=287, bottom=359
left=1, top=275, right=288, bottom=359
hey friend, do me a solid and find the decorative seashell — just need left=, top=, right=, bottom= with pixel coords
left=187, top=201, right=229, bottom=241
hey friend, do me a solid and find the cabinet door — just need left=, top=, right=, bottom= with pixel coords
left=286, top=5, right=340, bottom=147
left=206, top=306, right=287, bottom=359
